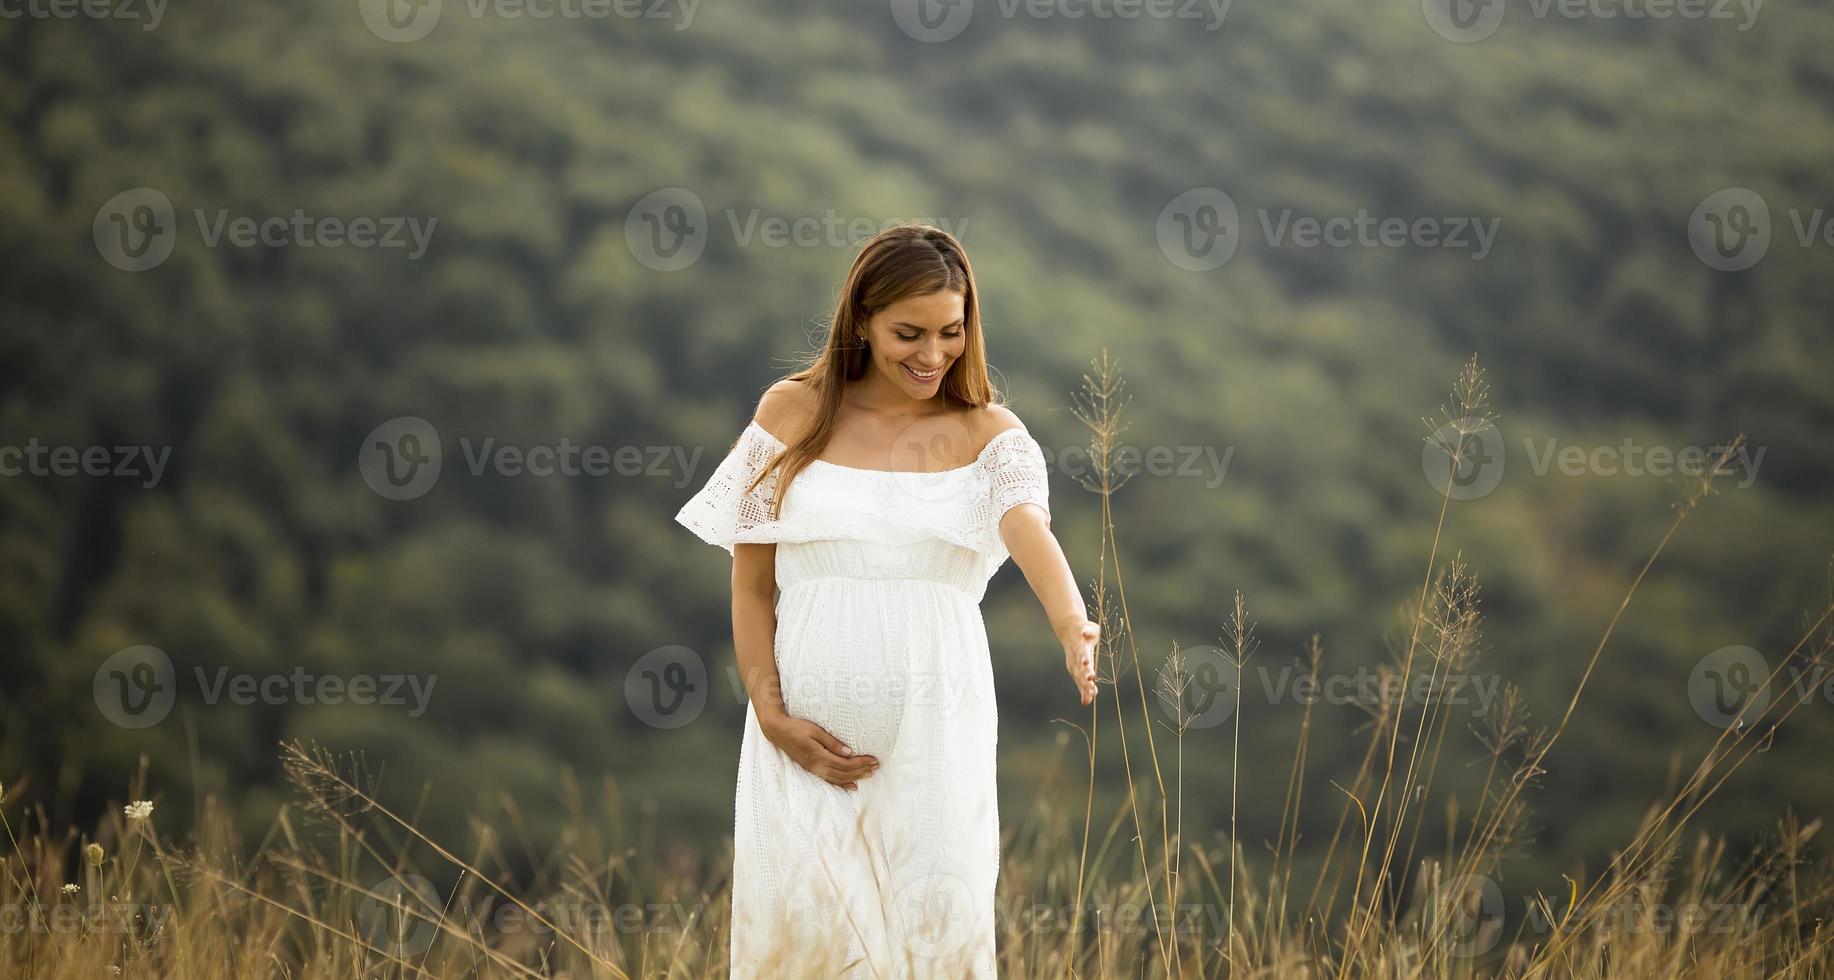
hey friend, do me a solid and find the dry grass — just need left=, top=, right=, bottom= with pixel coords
left=3, top=352, right=1831, bottom=978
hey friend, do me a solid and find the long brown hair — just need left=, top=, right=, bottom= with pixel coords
left=744, top=222, right=1001, bottom=518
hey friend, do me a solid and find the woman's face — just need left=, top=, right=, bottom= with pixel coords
left=863, top=289, right=967, bottom=399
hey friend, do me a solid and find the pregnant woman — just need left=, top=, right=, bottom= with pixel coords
left=675, top=224, right=1101, bottom=977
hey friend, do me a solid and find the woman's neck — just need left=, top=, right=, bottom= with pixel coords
left=844, top=372, right=945, bottom=418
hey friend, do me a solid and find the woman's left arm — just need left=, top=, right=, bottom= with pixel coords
left=1000, top=504, right=1101, bottom=706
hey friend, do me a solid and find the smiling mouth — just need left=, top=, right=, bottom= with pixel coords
left=903, top=363, right=944, bottom=383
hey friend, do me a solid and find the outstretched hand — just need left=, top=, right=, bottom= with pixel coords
left=1057, top=618, right=1100, bottom=705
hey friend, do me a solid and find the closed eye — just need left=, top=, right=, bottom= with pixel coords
left=898, top=331, right=964, bottom=341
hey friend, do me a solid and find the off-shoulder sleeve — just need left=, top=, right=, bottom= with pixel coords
left=976, top=427, right=1051, bottom=579
left=674, top=421, right=784, bottom=555
left=986, top=427, right=1050, bottom=525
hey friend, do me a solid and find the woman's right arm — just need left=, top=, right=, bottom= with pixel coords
left=733, top=540, right=878, bottom=791
left=730, top=382, right=879, bottom=790
left=730, top=541, right=788, bottom=727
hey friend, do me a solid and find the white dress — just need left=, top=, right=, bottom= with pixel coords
left=674, top=417, right=1051, bottom=979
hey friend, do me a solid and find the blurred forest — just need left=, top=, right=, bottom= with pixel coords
left=2, top=0, right=1832, bottom=902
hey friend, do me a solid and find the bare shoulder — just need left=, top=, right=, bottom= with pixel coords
left=973, top=403, right=1028, bottom=440
left=753, top=377, right=817, bottom=439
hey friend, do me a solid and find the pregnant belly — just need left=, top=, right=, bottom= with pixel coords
left=772, top=578, right=986, bottom=759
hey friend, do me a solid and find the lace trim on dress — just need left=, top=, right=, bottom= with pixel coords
left=674, top=418, right=1051, bottom=583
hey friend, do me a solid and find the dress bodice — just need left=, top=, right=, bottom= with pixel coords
left=675, top=417, right=1052, bottom=596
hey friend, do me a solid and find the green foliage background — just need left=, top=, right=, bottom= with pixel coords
left=2, top=0, right=1832, bottom=896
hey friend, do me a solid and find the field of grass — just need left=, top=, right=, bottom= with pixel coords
left=3, top=356, right=1830, bottom=978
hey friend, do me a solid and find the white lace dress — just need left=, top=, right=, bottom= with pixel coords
left=675, top=417, right=1051, bottom=978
